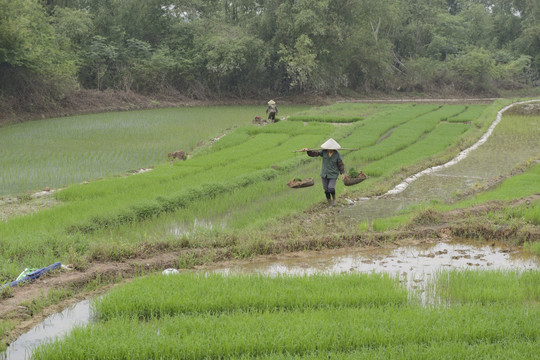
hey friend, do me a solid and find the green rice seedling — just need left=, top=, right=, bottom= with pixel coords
left=226, top=342, right=540, bottom=359
left=504, top=199, right=540, bottom=225
left=287, top=115, right=363, bottom=123
left=524, top=241, right=540, bottom=256
left=95, top=273, right=408, bottom=320
left=34, top=304, right=539, bottom=360
left=432, top=105, right=467, bottom=121
left=357, top=106, right=467, bottom=162
left=0, top=105, right=310, bottom=196
left=371, top=214, right=410, bottom=231
left=0, top=320, right=14, bottom=352
left=338, top=104, right=440, bottom=151
left=362, top=122, right=470, bottom=177
left=289, top=103, right=381, bottom=119
left=453, top=163, right=540, bottom=207
left=428, top=269, right=540, bottom=305
left=0, top=102, right=506, bottom=281
left=473, top=99, right=513, bottom=129
left=448, top=105, right=488, bottom=122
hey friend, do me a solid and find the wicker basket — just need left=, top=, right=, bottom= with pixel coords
left=343, top=172, right=367, bottom=186
left=287, top=177, right=314, bottom=188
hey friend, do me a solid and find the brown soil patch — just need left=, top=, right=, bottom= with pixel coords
left=0, top=193, right=59, bottom=222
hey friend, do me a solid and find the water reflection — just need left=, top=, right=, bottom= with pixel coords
left=2, top=242, right=537, bottom=360
left=211, top=241, right=538, bottom=291
left=1, top=300, right=94, bottom=360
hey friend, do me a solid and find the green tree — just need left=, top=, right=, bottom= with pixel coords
left=84, top=35, right=118, bottom=90
left=197, top=25, right=266, bottom=95
left=450, top=47, right=496, bottom=92
left=278, top=34, right=318, bottom=92
left=0, top=0, right=76, bottom=105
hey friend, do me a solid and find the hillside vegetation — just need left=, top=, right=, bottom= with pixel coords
left=2, top=0, right=540, bottom=117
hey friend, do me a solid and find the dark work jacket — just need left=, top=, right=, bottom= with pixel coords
left=307, top=150, right=344, bottom=179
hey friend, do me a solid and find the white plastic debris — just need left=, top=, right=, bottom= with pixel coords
left=162, top=268, right=179, bottom=275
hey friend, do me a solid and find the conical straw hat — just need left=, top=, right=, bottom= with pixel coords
left=268, top=100, right=276, bottom=105
left=320, top=138, right=341, bottom=150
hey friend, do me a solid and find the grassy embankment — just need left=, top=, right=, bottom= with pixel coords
left=33, top=271, right=539, bottom=359
left=0, top=102, right=503, bottom=281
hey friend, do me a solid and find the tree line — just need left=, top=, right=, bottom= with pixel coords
left=1, top=0, right=539, bottom=109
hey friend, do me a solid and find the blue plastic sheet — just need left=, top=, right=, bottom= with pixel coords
left=0, top=262, right=61, bottom=291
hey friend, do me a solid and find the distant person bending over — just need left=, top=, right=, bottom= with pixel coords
left=302, top=138, right=345, bottom=206
left=266, top=100, right=278, bottom=122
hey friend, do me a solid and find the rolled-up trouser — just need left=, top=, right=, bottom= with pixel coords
left=321, top=177, right=337, bottom=199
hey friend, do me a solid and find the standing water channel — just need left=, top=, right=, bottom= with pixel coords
left=2, top=101, right=540, bottom=359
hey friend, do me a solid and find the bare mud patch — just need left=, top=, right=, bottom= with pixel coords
left=0, top=194, right=58, bottom=222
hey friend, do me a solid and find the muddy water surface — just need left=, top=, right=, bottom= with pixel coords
left=1, top=300, right=94, bottom=360
left=212, top=241, right=538, bottom=287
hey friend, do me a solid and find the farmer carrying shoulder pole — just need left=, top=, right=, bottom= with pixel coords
left=301, top=138, right=345, bottom=206
left=266, top=100, right=278, bottom=122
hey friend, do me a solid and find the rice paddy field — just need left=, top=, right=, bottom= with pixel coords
left=340, top=100, right=540, bottom=234
left=3, top=100, right=540, bottom=281
left=0, top=101, right=505, bottom=281
left=1, top=99, right=540, bottom=358
left=32, top=271, right=539, bottom=359
left=0, top=105, right=309, bottom=196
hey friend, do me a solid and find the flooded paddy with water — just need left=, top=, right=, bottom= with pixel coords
left=2, top=240, right=537, bottom=360
left=2, top=101, right=539, bottom=359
